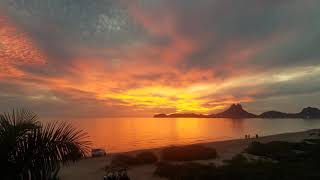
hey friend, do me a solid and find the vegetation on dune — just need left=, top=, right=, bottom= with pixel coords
left=136, top=151, right=158, bottom=164
left=111, top=154, right=139, bottom=167
left=155, top=139, right=320, bottom=180
left=0, top=109, right=91, bottom=180
left=111, top=144, right=217, bottom=167
left=155, top=156, right=281, bottom=180
left=162, top=144, right=217, bottom=161
left=111, top=151, right=158, bottom=167
left=155, top=162, right=217, bottom=180
left=245, top=141, right=306, bottom=161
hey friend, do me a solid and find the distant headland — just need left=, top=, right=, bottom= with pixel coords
left=154, top=104, right=320, bottom=119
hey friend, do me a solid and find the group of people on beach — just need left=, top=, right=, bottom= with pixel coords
left=103, top=169, right=130, bottom=180
left=245, top=134, right=259, bottom=139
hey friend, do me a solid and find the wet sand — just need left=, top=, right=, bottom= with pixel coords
left=60, top=129, right=320, bottom=180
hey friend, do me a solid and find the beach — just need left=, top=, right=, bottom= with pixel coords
left=59, top=129, right=319, bottom=180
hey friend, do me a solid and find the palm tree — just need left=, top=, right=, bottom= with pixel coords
left=0, top=109, right=91, bottom=180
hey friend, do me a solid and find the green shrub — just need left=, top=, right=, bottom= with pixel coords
left=223, top=154, right=248, bottom=165
left=111, top=151, right=158, bottom=166
left=136, top=151, right=158, bottom=164
left=111, top=154, right=139, bottom=167
left=246, top=141, right=304, bottom=161
left=154, top=158, right=281, bottom=180
left=162, top=145, right=217, bottom=161
left=154, top=162, right=216, bottom=180
left=155, top=140, right=320, bottom=180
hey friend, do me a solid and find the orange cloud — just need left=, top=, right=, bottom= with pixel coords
left=0, top=4, right=298, bottom=117
left=0, top=14, right=46, bottom=78
left=0, top=10, right=261, bottom=116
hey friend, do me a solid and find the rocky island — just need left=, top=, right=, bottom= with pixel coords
left=154, top=104, right=320, bottom=119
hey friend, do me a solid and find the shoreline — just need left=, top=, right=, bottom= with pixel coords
left=109, top=129, right=317, bottom=155
left=60, top=129, right=320, bottom=180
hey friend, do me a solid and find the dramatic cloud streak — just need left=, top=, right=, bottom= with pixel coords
left=0, top=0, right=320, bottom=117
left=0, top=14, right=46, bottom=78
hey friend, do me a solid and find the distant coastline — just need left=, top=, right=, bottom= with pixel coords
left=154, top=104, right=320, bottom=119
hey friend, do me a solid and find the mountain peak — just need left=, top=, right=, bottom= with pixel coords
left=299, top=107, right=320, bottom=118
left=301, top=107, right=319, bottom=113
left=229, top=103, right=243, bottom=110
left=215, top=103, right=257, bottom=118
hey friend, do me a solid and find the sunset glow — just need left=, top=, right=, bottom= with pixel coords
left=1, top=0, right=320, bottom=118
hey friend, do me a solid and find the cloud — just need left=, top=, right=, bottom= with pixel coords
left=0, top=14, right=46, bottom=78
left=0, top=0, right=320, bottom=117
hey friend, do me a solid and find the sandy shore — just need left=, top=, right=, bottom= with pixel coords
left=59, top=129, right=320, bottom=180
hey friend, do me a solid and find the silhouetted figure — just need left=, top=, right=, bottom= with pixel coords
left=256, top=134, right=259, bottom=138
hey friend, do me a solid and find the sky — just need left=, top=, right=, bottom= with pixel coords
left=0, top=0, right=320, bottom=118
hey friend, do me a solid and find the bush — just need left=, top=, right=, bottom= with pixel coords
left=111, top=151, right=158, bottom=166
left=136, top=151, right=158, bottom=164
left=154, top=162, right=216, bottom=180
left=155, top=158, right=281, bottom=180
left=223, top=154, right=248, bottom=165
left=111, top=154, right=139, bottom=167
left=162, top=145, right=217, bottom=161
left=155, top=140, right=320, bottom=180
left=246, top=141, right=304, bottom=161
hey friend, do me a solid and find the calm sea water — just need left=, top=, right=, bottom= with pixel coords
left=45, top=118, right=320, bottom=153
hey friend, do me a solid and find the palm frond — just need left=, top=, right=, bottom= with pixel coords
left=0, top=109, right=91, bottom=180
left=0, top=109, right=39, bottom=135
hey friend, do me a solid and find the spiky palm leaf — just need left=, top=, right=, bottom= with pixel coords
left=0, top=109, right=91, bottom=180
left=0, top=109, right=39, bottom=178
